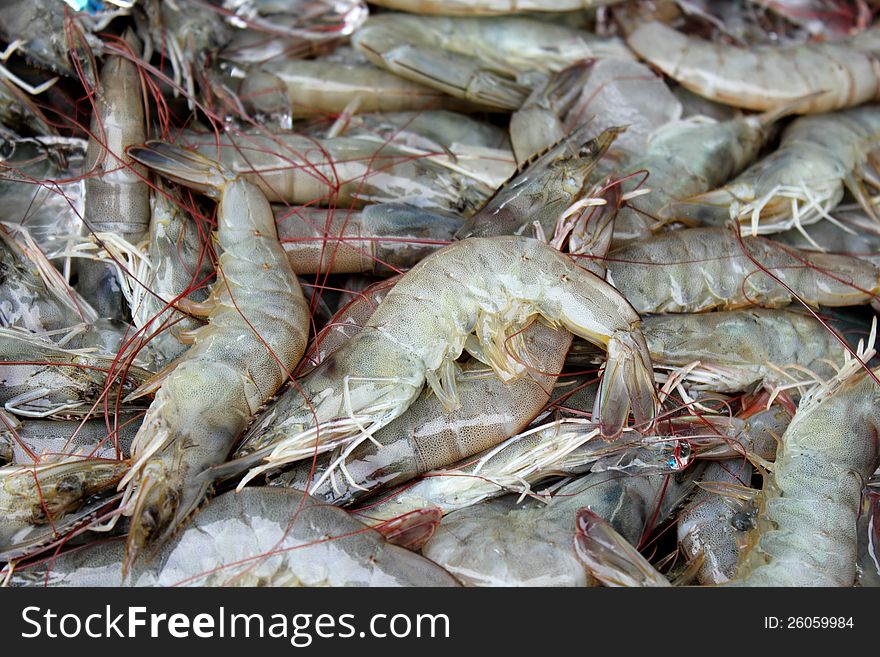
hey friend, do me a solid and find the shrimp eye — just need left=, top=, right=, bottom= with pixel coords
left=56, top=475, right=83, bottom=497
left=731, top=512, right=755, bottom=532
left=579, top=143, right=597, bottom=158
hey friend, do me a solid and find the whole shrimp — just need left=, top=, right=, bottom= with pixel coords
left=642, top=308, right=845, bottom=394
left=119, top=141, right=310, bottom=568
left=79, top=29, right=150, bottom=321
left=421, top=457, right=701, bottom=586
left=606, top=227, right=880, bottom=313
left=232, top=236, right=657, bottom=489
left=626, top=21, right=880, bottom=114
left=669, top=106, right=880, bottom=236
left=730, top=363, right=880, bottom=585
left=274, top=320, right=573, bottom=505
left=356, top=420, right=689, bottom=524
left=182, top=130, right=506, bottom=216
left=352, top=14, right=632, bottom=110
left=9, top=488, right=458, bottom=587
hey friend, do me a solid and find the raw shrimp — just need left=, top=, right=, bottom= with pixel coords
left=421, top=459, right=702, bottom=586
left=730, top=364, right=880, bottom=585
left=274, top=321, right=573, bottom=505
left=10, top=488, right=459, bottom=587
left=318, top=109, right=510, bottom=152
left=78, top=29, right=150, bottom=321
left=642, top=308, right=845, bottom=393
left=218, top=56, right=469, bottom=119
left=456, top=125, right=622, bottom=239
left=510, top=57, right=682, bottom=168
left=609, top=108, right=785, bottom=243
left=606, top=227, right=880, bottom=313
left=508, top=63, right=592, bottom=167
left=233, top=235, right=658, bottom=488
left=276, top=202, right=462, bottom=275
left=570, top=58, right=682, bottom=148
left=0, top=427, right=12, bottom=465
left=0, top=78, right=57, bottom=138
left=0, top=458, right=129, bottom=561
left=119, top=142, right=309, bottom=567
left=669, top=106, right=880, bottom=236
left=0, top=0, right=123, bottom=83
left=138, top=0, right=234, bottom=103
left=366, top=1, right=626, bottom=16
left=748, top=0, right=873, bottom=38
left=675, top=401, right=790, bottom=462
left=182, top=131, right=506, bottom=216
left=221, top=0, right=368, bottom=39
left=0, top=328, right=151, bottom=418
left=352, top=14, right=632, bottom=111
left=626, top=21, right=880, bottom=114
left=359, top=420, right=688, bottom=523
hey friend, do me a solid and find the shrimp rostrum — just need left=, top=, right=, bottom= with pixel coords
left=118, top=142, right=310, bottom=569
left=234, top=236, right=658, bottom=485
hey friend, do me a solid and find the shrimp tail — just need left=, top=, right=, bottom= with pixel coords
left=593, top=329, right=657, bottom=439
left=370, top=507, right=443, bottom=551
left=574, top=508, right=671, bottom=587
left=127, top=141, right=229, bottom=197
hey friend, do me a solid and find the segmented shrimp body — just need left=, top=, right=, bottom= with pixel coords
left=627, top=21, right=880, bottom=114
left=119, top=142, right=310, bottom=568
left=234, top=235, right=658, bottom=486
left=607, top=228, right=880, bottom=314
left=731, top=366, right=880, bottom=585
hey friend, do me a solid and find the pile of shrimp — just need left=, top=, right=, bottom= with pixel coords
left=1, top=0, right=879, bottom=588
